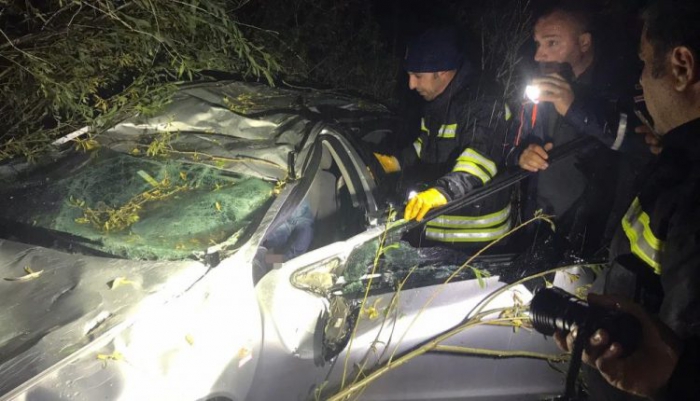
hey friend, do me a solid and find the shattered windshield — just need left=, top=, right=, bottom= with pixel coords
left=339, top=237, right=525, bottom=295
left=0, top=148, right=275, bottom=260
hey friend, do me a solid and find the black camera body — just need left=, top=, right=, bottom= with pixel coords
left=530, top=287, right=643, bottom=357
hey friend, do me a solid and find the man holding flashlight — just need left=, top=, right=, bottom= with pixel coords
left=373, top=27, right=512, bottom=247
left=553, top=1, right=700, bottom=399
left=507, top=1, right=648, bottom=256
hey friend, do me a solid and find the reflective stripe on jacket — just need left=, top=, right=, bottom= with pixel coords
left=426, top=204, right=511, bottom=242
left=397, top=64, right=513, bottom=245
left=608, top=117, right=700, bottom=347
left=621, top=197, right=664, bottom=274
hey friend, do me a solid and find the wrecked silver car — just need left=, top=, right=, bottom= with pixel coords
left=0, top=81, right=592, bottom=401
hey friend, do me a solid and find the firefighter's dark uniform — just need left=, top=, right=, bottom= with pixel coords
left=396, top=64, right=512, bottom=246
left=596, top=118, right=700, bottom=400
left=506, top=61, right=650, bottom=254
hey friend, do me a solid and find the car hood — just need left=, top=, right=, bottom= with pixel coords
left=0, top=239, right=209, bottom=399
left=98, top=80, right=388, bottom=182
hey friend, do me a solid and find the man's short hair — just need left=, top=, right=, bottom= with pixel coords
left=535, top=0, right=595, bottom=36
left=644, top=0, right=700, bottom=78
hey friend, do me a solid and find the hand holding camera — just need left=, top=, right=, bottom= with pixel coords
left=531, top=288, right=681, bottom=398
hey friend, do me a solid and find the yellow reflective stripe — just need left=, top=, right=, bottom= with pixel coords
left=457, top=148, right=497, bottom=177
left=427, top=205, right=511, bottom=229
left=420, top=118, right=429, bottom=133
left=621, top=198, right=663, bottom=274
left=622, top=218, right=662, bottom=274
left=426, top=220, right=512, bottom=243
left=413, top=138, right=423, bottom=158
left=505, top=104, right=512, bottom=121
left=638, top=211, right=663, bottom=251
left=437, top=124, right=457, bottom=139
left=453, top=161, right=491, bottom=184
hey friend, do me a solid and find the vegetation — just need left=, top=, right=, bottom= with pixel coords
left=323, top=212, right=596, bottom=400
left=0, top=0, right=279, bottom=161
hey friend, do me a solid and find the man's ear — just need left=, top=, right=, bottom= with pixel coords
left=578, top=32, right=593, bottom=54
left=670, top=46, right=697, bottom=91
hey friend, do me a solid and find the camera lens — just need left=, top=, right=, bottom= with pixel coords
left=530, top=287, right=643, bottom=357
left=530, top=287, right=588, bottom=336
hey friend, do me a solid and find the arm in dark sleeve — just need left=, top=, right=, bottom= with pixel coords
left=654, top=337, right=700, bottom=401
left=564, top=93, right=630, bottom=151
left=434, top=98, right=507, bottom=201
left=653, top=202, right=700, bottom=399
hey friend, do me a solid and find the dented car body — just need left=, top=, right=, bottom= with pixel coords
left=0, top=81, right=590, bottom=401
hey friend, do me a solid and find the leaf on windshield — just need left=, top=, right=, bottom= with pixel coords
left=96, top=351, right=124, bottom=366
left=361, top=298, right=382, bottom=320
left=109, top=277, right=136, bottom=290
left=565, top=272, right=580, bottom=284
left=469, top=266, right=491, bottom=289
left=378, top=243, right=399, bottom=256
left=3, top=266, right=43, bottom=282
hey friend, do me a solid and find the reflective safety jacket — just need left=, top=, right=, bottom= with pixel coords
left=606, top=119, right=700, bottom=400
left=395, top=65, right=512, bottom=244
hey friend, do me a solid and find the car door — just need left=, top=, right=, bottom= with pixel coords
left=253, top=120, right=594, bottom=400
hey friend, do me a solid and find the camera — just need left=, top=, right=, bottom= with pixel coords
left=530, top=287, right=643, bottom=357
left=524, top=62, right=575, bottom=104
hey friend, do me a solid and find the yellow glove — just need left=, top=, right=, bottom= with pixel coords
left=373, top=153, right=401, bottom=173
left=404, top=188, right=448, bottom=222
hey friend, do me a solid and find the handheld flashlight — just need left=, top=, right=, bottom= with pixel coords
left=525, top=85, right=541, bottom=104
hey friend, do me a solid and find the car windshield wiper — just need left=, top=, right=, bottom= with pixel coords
left=0, top=218, right=122, bottom=259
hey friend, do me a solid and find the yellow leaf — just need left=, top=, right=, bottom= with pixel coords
left=361, top=298, right=382, bottom=320
left=179, top=171, right=187, bottom=181
left=110, top=277, right=135, bottom=290
left=84, top=139, right=100, bottom=150
left=4, top=266, right=43, bottom=282
left=130, top=148, right=141, bottom=155
left=215, top=202, right=222, bottom=212
left=96, top=351, right=123, bottom=366
left=185, top=334, right=194, bottom=346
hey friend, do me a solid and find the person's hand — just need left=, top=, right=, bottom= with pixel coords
left=553, top=293, right=681, bottom=398
left=531, top=74, right=575, bottom=116
left=404, top=188, right=447, bottom=221
left=635, top=125, right=663, bottom=155
left=518, top=143, right=553, bottom=172
left=373, top=153, right=401, bottom=173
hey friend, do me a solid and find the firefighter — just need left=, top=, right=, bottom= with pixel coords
left=507, top=1, right=651, bottom=257
left=374, top=27, right=512, bottom=247
left=555, top=1, right=700, bottom=399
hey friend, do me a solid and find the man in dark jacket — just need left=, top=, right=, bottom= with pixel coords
left=507, top=2, right=649, bottom=256
left=555, top=1, right=700, bottom=399
left=374, top=28, right=511, bottom=247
